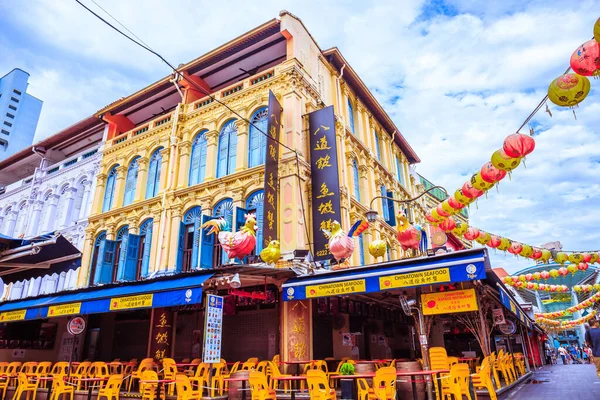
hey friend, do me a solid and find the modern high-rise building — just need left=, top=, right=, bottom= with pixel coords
left=0, top=69, right=43, bottom=161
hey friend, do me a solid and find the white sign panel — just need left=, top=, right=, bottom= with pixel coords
left=203, top=294, right=223, bottom=363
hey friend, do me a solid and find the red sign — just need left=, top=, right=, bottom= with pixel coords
left=67, top=316, right=86, bottom=336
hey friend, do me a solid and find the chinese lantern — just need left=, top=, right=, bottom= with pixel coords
left=558, top=267, right=569, bottom=276
left=591, top=253, right=600, bottom=264
left=368, top=239, right=387, bottom=258
left=554, top=252, right=569, bottom=264
left=475, top=231, right=491, bottom=245
left=430, top=208, right=443, bottom=223
left=578, top=262, right=589, bottom=271
left=518, top=274, right=527, bottom=282
left=462, top=182, right=484, bottom=199
left=497, top=237, right=511, bottom=251
left=540, top=270, right=550, bottom=279
left=525, top=273, right=533, bottom=281
left=470, top=173, right=495, bottom=191
left=488, top=235, right=501, bottom=248
left=569, top=253, right=583, bottom=264
left=463, top=227, right=480, bottom=241
left=491, top=149, right=522, bottom=172
left=548, top=73, right=591, bottom=107
left=595, top=284, right=600, bottom=291
left=574, top=285, right=582, bottom=293
left=533, top=271, right=541, bottom=280
left=520, top=245, right=533, bottom=258
left=549, top=269, right=559, bottom=278
left=567, top=264, right=578, bottom=275
left=583, top=253, right=592, bottom=263
left=511, top=276, right=520, bottom=284
left=595, top=17, right=600, bottom=43
left=540, top=249, right=552, bottom=263
left=439, top=218, right=456, bottom=232
left=452, top=221, right=468, bottom=237
left=532, top=282, right=539, bottom=290
left=531, top=248, right=543, bottom=260
left=436, top=203, right=451, bottom=218
left=440, top=201, right=457, bottom=216
left=508, top=242, right=523, bottom=255
left=480, top=162, right=507, bottom=183
left=426, top=213, right=438, bottom=225
left=447, top=196, right=465, bottom=209
left=570, top=39, right=600, bottom=77
left=539, top=283, right=546, bottom=290
left=526, top=282, right=535, bottom=290
left=550, top=285, right=557, bottom=292
left=503, top=133, right=536, bottom=158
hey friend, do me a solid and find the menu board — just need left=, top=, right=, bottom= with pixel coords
left=203, top=294, right=223, bottom=363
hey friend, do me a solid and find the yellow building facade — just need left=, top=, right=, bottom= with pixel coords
left=79, top=13, right=426, bottom=288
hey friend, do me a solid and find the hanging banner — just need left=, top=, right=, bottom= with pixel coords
left=203, top=294, right=223, bottom=363
left=308, top=106, right=341, bottom=261
left=421, top=288, right=478, bottom=316
left=149, top=308, right=173, bottom=362
left=262, top=91, right=282, bottom=248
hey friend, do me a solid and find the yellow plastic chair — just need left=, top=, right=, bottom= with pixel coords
left=0, top=362, right=8, bottom=375
left=301, top=360, right=329, bottom=391
left=20, top=362, right=37, bottom=374
left=128, top=358, right=154, bottom=392
left=97, top=374, right=123, bottom=400
left=306, top=370, right=336, bottom=400
left=447, top=357, right=459, bottom=367
left=272, top=355, right=280, bottom=366
left=249, top=371, right=277, bottom=400
left=50, top=363, right=70, bottom=376
left=241, top=359, right=258, bottom=371
left=223, top=361, right=240, bottom=391
left=32, top=362, right=52, bottom=388
left=210, top=362, right=227, bottom=397
left=89, top=362, right=110, bottom=390
left=162, top=358, right=178, bottom=396
left=189, top=363, right=210, bottom=396
left=69, top=361, right=92, bottom=390
left=441, top=364, right=463, bottom=400
left=452, top=364, right=472, bottom=400
left=269, top=361, right=291, bottom=393
left=109, top=362, right=122, bottom=375
left=183, top=359, right=201, bottom=377
left=357, top=366, right=396, bottom=400
left=6, top=361, right=23, bottom=386
left=175, top=374, right=202, bottom=400
left=514, top=354, right=526, bottom=376
left=256, top=361, right=271, bottom=379
left=472, top=357, right=497, bottom=400
left=139, top=370, right=159, bottom=400
left=49, top=375, right=74, bottom=400
left=14, top=372, right=39, bottom=400
left=487, top=352, right=502, bottom=390
left=0, top=370, right=8, bottom=400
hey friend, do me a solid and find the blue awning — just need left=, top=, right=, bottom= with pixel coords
left=282, top=248, right=489, bottom=301
left=497, top=284, right=535, bottom=330
left=0, top=273, right=213, bottom=322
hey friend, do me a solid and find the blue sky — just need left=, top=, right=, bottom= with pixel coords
left=1, top=0, right=599, bottom=273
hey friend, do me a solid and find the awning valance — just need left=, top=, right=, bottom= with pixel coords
left=497, top=284, right=536, bottom=331
left=282, top=248, right=489, bottom=301
left=0, top=272, right=213, bottom=322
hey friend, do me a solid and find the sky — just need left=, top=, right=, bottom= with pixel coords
left=1, top=0, right=599, bottom=274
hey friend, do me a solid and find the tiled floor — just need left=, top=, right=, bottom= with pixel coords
left=504, top=363, right=600, bottom=399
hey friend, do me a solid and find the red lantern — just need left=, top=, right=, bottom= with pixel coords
left=525, top=273, right=533, bottom=281
left=558, top=267, right=568, bottom=276
left=488, top=235, right=501, bottom=248
left=426, top=213, right=437, bottom=224
left=439, top=218, right=456, bottom=232
left=480, top=162, right=507, bottom=183
left=526, top=282, right=535, bottom=290
left=463, top=227, right=480, bottom=241
left=436, top=203, right=451, bottom=218
left=447, top=196, right=464, bottom=209
left=539, top=283, right=546, bottom=290
left=550, top=285, right=557, bottom=292
left=540, top=270, right=550, bottom=279
left=462, top=182, right=484, bottom=199
left=531, top=248, right=542, bottom=260
left=578, top=262, right=589, bottom=271
left=583, top=253, right=592, bottom=263
left=570, top=39, right=600, bottom=77
left=503, top=133, right=536, bottom=158
left=508, top=242, right=523, bottom=255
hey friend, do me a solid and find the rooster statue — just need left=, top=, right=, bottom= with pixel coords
left=322, top=220, right=369, bottom=263
left=396, top=210, right=421, bottom=251
left=201, top=214, right=257, bottom=260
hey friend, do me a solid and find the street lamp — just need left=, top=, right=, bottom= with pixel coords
left=364, top=185, right=448, bottom=223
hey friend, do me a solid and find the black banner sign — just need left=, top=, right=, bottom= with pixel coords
left=262, top=91, right=282, bottom=248
left=308, top=106, right=341, bottom=261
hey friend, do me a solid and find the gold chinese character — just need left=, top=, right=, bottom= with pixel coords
left=267, top=191, right=275, bottom=207
left=318, top=201, right=334, bottom=215
left=293, top=342, right=307, bottom=359
left=313, top=124, right=330, bottom=135
left=267, top=210, right=275, bottom=229
left=268, top=173, right=276, bottom=190
left=269, top=125, right=278, bottom=139
left=155, top=332, right=169, bottom=345
left=154, top=349, right=165, bottom=361
left=315, top=155, right=332, bottom=169
left=316, top=182, right=334, bottom=198
left=314, top=136, right=331, bottom=151
left=155, top=313, right=170, bottom=328
left=319, top=219, right=333, bottom=232
left=269, top=144, right=277, bottom=160
left=292, top=317, right=306, bottom=334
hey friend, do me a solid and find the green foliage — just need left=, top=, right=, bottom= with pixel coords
left=339, top=362, right=355, bottom=375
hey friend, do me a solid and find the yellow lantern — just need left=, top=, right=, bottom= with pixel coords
left=441, top=200, right=458, bottom=216
left=540, top=249, right=552, bottom=263
left=569, top=253, right=583, bottom=264
left=491, top=149, right=521, bottom=172
left=497, top=237, right=511, bottom=251
left=591, top=253, right=600, bottom=264
left=368, top=239, right=387, bottom=258
left=554, top=252, right=569, bottom=264
left=454, top=189, right=472, bottom=205
left=430, top=208, right=442, bottom=223
left=470, top=173, right=495, bottom=191
left=475, top=231, right=491, bottom=245
left=595, top=17, right=600, bottom=43
left=452, top=221, right=468, bottom=237
left=548, top=73, right=591, bottom=107
left=520, top=245, right=533, bottom=258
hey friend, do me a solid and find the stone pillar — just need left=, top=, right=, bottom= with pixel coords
left=381, top=135, right=391, bottom=172
left=44, top=195, right=60, bottom=232
left=366, top=165, right=377, bottom=210
left=26, top=201, right=44, bottom=237
left=282, top=91, right=304, bottom=157
left=77, top=232, right=95, bottom=287
left=134, top=157, right=149, bottom=202
left=204, top=130, right=219, bottom=181
left=159, top=148, right=170, bottom=193
left=176, top=141, right=192, bottom=189
left=166, top=205, right=183, bottom=272
left=235, top=119, right=249, bottom=172
left=149, top=213, right=161, bottom=274
left=356, top=103, right=366, bottom=141
left=79, top=182, right=93, bottom=220
left=358, top=164, right=369, bottom=206
left=4, top=210, right=17, bottom=236
left=112, top=166, right=127, bottom=209
left=59, top=187, right=78, bottom=229
left=91, top=173, right=106, bottom=215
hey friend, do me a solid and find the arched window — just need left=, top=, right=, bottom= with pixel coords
left=248, top=107, right=268, bottom=168
left=146, top=148, right=163, bottom=199
left=352, top=159, right=360, bottom=202
left=90, top=231, right=106, bottom=285
left=2, top=207, right=14, bottom=236
left=71, top=179, right=87, bottom=223
left=374, top=131, right=381, bottom=160
left=138, top=219, right=153, bottom=278
left=214, top=198, right=234, bottom=265
left=123, top=157, right=140, bottom=206
left=216, top=120, right=238, bottom=178
left=114, top=225, right=129, bottom=281
left=395, top=155, right=405, bottom=186
left=103, top=165, right=119, bottom=212
left=55, top=185, right=71, bottom=229
left=347, top=99, right=355, bottom=134
left=189, top=131, right=208, bottom=186
left=180, top=207, right=202, bottom=272
left=358, top=235, right=365, bottom=266
left=246, top=190, right=265, bottom=253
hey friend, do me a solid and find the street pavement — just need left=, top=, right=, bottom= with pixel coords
left=504, top=363, right=600, bottom=399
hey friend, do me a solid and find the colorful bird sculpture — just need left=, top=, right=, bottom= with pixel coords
left=260, top=240, right=281, bottom=265
left=396, top=210, right=422, bottom=251
left=201, top=214, right=257, bottom=260
left=323, top=220, right=369, bottom=262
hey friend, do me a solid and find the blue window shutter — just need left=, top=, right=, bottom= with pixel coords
left=176, top=221, right=185, bottom=272
left=249, top=123, right=261, bottom=168
left=116, top=232, right=129, bottom=280
left=189, top=138, right=201, bottom=185
left=358, top=235, right=365, bottom=266
left=141, top=227, right=152, bottom=278
left=387, top=190, right=396, bottom=227
left=347, top=99, right=355, bottom=134
left=249, top=108, right=268, bottom=168
left=235, top=207, right=250, bottom=263
left=103, top=167, right=117, bottom=212
left=122, top=234, right=140, bottom=281
left=200, top=215, right=215, bottom=269
left=191, top=216, right=201, bottom=270
left=396, top=156, right=405, bottom=186
left=217, top=129, right=229, bottom=178
left=146, top=154, right=158, bottom=199
left=381, top=186, right=389, bottom=221
left=246, top=191, right=265, bottom=253
left=123, top=158, right=139, bottom=206
left=199, top=135, right=207, bottom=182
left=374, top=133, right=381, bottom=160
left=228, top=125, right=238, bottom=175
left=352, top=160, right=360, bottom=201
left=93, top=239, right=106, bottom=284
left=100, top=240, right=116, bottom=284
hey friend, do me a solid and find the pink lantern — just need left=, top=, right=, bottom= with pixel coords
left=515, top=281, right=523, bottom=288
left=525, top=273, right=533, bottom=281
left=447, top=196, right=464, bottom=209
left=583, top=253, right=592, bottom=263
left=436, top=203, right=451, bottom=218
left=539, top=283, right=546, bottom=290
left=511, top=276, right=520, bottom=284
left=558, top=267, right=568, bottom=276
left=425, top=213, right=437, bottom=224
left=540, top=270, right=550, bottom=279
left=488, top=235, right=501, bottom=248
left=570, top=39, right=600, bottom=77
left=526, top=282, right=535, bottom=290
left=578, top=262, right=589, bottom=271
left=531, top=248, right=542, bottom=260
left=550, top=285, right=557, bottom=292
left=503, top=133, right=536, bottom=158
left=480, top=162, right=507, bottom=183
left=463, top=227, right=480, bottom=241
left=461, top=182, right=484, bottom=199
left=439, top=218, right=456, bottom=232
left=508, top=242, right=523, bottom=255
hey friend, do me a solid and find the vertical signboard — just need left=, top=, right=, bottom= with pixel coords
left=149, top=308, right=173, bottom=362
left=262, top=91, right=282, bottom=248
left=308, top=106, right=341, bottom=261
left=203, top=294, right=223, bottom=363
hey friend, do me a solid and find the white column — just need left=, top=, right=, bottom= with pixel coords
left=26, top=201, right=44, bottom=237
left=79, top=182, right=92, bottom=220
left=59, top=188, right=77, bottom=229
left=4, top=211, right=17, bottom=236
left=44, top=195, right=59, bottom=232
